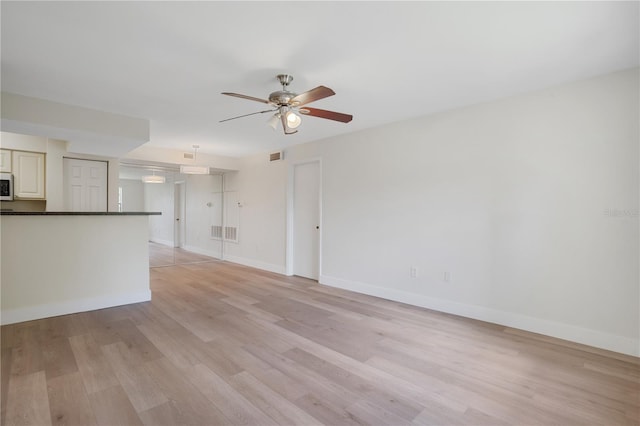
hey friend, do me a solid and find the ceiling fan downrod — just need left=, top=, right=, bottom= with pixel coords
left=277, top=74, right=294, bottom=90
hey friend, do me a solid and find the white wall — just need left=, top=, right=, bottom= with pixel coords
left=45, top=138, right=67, bottom=211
left=125, top=145, right=240, bottom=173
left=223, top=156, right=288, bottom=273
left=184, top=174, right=223, bottom=258
left=228, top=68, right=640, bottom=356
left=145, top=178, right=176, bottom=246
left=1, top=215, right=151, bottom=324
left=1, top=92, right=150, bottom=158
left=119, top=178, right=145, bottom=211
left=0, top=131, right=48, bottom=151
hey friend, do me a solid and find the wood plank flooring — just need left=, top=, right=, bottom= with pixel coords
left=2, top=257, right=639, bottom=425
left=149, top=242, right=218, bottom=268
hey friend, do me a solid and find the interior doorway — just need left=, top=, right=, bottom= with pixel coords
left=119, top=163, right=224, bottom=268
left=288, top=159, right=321, bottom=280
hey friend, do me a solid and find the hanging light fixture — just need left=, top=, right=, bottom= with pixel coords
left=266, top=106, right=302, bottom=134
left=180, top=145, right=210, bottom=175
left=141, top=170, right=165, bottom=184
left=267, top=112, right=281, bottom=130
left=273, top=106, right=299, bottom=135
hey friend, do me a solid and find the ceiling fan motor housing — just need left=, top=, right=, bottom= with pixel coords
left=269, top=74, right=297, bottom=106
left=268, top=90, right=297, bottom=106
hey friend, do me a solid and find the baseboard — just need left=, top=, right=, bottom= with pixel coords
left=149, top=238, right=174, bottom=247
left=319, top=274, right=639, bottom=357
left=183, top=245, right=222, bottom=260
left=222, top=254, right=286, bottom=275
left=0, top=290, right=152, bottom=325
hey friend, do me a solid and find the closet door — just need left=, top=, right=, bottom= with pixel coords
left=292, top=160, right=320, bottom=280
left=63, top=158, right=108, bottom=211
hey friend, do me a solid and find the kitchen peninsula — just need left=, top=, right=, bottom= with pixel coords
left=0, top=211, right=160, bottom=325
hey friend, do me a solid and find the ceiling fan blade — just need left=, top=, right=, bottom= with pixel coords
left=219, top=109, right=274, bottom=123
left=221, top=92, right=270, bottom=104
left=299, top=107, right=353, bottom=123
left=290, top=86, right=335, bottom=106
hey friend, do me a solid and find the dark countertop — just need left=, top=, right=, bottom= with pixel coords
left=0, top=211, right=162, bottom=215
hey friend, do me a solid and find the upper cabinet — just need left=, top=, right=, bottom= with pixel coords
left=12, top=151, right=46, bottom=199
left=0, top=149, right=11, bottom=172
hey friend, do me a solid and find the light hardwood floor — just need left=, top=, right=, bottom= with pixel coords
left=149, top=242, right=219, bottom=268
left=2, top=257, right=639, bottom=425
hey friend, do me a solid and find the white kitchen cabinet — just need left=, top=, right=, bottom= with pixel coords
left=12, top=151, right=46, bottom=199
left=0, top=149, right=11, bottom=172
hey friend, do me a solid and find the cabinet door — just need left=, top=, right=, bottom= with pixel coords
left=0, top=149, right=11, bottom=172
left=12, top=151, right=46, bottom=199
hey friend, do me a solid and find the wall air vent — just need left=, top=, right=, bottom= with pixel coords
left=183, top=152, right=194, bottom=160
left=269, top=151, right=284, bottom=162
left=211, top=225, right=223, bottom=239
left=224, top=226, right=238, bottom=242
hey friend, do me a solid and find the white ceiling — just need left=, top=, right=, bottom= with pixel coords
left=1, top=1, right=638, bottom=158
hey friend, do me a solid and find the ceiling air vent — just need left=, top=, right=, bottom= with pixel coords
left=269, top=151, right=284, bottom=162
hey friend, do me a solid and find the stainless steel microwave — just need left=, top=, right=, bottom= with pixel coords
left=0, top=173, right=14, bottom=201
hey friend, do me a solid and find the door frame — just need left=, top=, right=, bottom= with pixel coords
left=174, top=180, right=186, bottom=248
left=285, top=157, right=322, bottom=278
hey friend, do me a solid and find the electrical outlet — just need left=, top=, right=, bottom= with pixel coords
left=410, top=266, right=418, bottom=278
left=444, top=271, right=451, bottom=282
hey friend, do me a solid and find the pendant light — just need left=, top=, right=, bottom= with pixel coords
left=180, top=145, right=210, bottom=175
left=141, top=170, right=165, bottom=183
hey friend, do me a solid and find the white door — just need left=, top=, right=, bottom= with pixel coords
left=174, top=181, right=186, bottom=248
left=63, top=158, right=108, bottom=211
left=293, top=161, right=320, bottom=280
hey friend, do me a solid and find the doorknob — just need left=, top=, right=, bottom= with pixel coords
left=176, top=218, right=180, bottom=221
left=316, top=225, right=319, bottom=229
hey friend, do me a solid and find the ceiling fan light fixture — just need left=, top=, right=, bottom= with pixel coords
left=267, top=113, right=280, bottom=130
left=279, top=108, right=298, bottom=135
left=286, top=110, right=301, bottom=129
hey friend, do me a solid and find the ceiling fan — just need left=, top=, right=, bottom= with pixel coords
left=220, top=74, right=353, bottom=135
